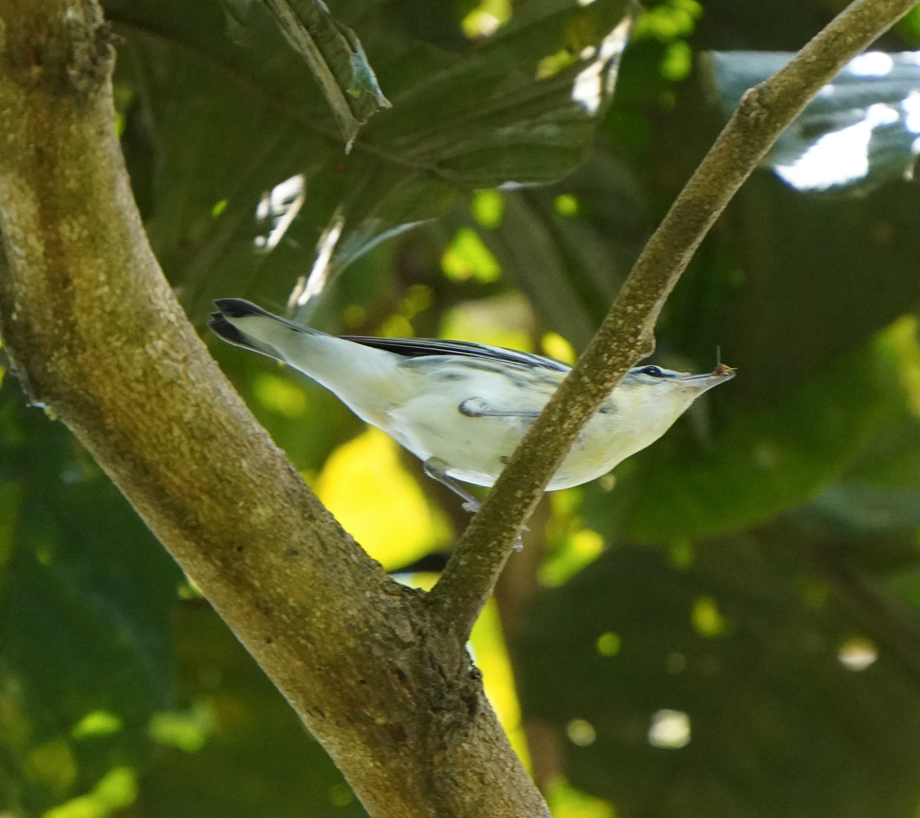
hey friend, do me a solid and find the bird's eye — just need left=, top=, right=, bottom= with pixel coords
left=639, top=365, right=664, bottom=377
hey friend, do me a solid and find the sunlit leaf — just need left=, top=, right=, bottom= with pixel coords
left=442, top=227, right=501, bottom=282
left=547, top=776, right=615, bottom=818
left=44, top=767, right=138, bottom=818
left=470, top=189, right=505, bottom=228
left=717, top=173, right=920, bottom=399
left=314, top=428, right=450, bottom=569
left=470, top=600, right=530, bottom=767
left=706, top=50, right=920, bottom=193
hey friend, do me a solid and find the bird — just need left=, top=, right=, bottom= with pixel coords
left=209, top=298, right=734, bottom=511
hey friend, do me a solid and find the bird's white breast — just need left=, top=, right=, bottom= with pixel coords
left=383, top=358, right=560, bottom=487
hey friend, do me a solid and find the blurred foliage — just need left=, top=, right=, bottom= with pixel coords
left=0, top=378, right=181, bottom=816
left=4, top=0, right=920, bottom=816
left=313, top=427, right=452, bottom=568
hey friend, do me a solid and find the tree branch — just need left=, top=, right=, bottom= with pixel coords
left=425, top=0, right=920, bottom=643
left=0, top=2, right=548, bottom=815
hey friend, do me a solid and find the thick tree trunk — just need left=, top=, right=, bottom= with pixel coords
left=0, top=2, right=549, bottom=816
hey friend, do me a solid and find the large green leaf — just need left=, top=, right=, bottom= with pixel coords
left=582, top=333, right=902, bottom=545
left=253, top=0, right=389, bottom=145
left=705, top=50, right=920, bottom=194
left=720, top=175, right=920, bottom=400
left=103, top=0, right=632, bottom=319
left=517, top=534, right=920, bottom=818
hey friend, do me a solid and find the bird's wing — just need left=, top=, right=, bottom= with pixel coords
left=338, top=335, right=571, bottom=373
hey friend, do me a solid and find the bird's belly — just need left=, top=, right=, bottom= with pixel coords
left=386, top=396, right=536, bottom=488
left=547, top=412, right=661, bottom=490
left=379, top=375, right=661, bottom=492
left=547, top=444, right=627, bottom=490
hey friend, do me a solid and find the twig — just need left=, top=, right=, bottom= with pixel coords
left=425, top=0, right=920, bottom=643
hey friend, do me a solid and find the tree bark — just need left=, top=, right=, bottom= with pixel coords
left=0, top=2, right=548, bottom=815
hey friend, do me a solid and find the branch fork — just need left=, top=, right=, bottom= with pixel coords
left=0, top=0, right=917, bottom=815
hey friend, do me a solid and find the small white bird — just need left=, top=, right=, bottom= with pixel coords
left=209, top=299, right=734, bottom=509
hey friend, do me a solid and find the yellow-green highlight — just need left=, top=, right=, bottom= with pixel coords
left=895, top=4, right=920, bottom=43
left=633, top=0, right=702, bottom=41
left=71, top=711, right=123, bottom=740
left=26, top=738, right=77, bottom=796
left=381, top=314, right=415, bottom=338
left=540, top=528, right=604, bottom=587
left=328, top=782, right=354, bottom=807
left=536, top=49, right=578, bottom=79
left=691, top=596, right=728, bottom=638
left=541, top=332, right=576, bottom=365
left=440, top=293, right=534, bottom=356
left=667, top=540, right=694, bottom=569
left=566, top=718, right=596, bottom=747
left=541, top=490, right=606, bottom=587
left=553, top=194, right=579, bottom=218
left=547, top=775, right=617, bottom=818
left=660, top=40, right=693, bottom=81
left=883, top=314, right=920, bottom=417
left=461, top=0, right=512, bottom=38
left=442, top=228, right=501, bottom=283
left=43, top=767, right=138, bottom=818
left=471, top=190, right=505, bottom=229
left=342, top=303, right=366, bottom=328
left=400, top=284, right=435, bottom=320
left=315, top=428, right=450, bottom=569
left=595, top=631, right=621, bottom=657
left=252, top=372, right=308, bottom=418
left=149, top=701, right=215, bottom=753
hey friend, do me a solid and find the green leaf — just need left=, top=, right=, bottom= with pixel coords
left=256, top=0, right=390, bottom=146
left=705, top=50, right=920, bottom=194
left=719, top=174, right=920, bottom=400
left=105, top=0, right=633, bottom=317
left=583, top=333, right=903, bottom=545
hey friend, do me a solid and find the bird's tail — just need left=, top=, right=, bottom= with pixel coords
left=208, top=299, right=405, bottom=417
left=208, top=298, right=319, bottom=361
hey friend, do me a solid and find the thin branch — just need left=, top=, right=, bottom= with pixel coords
left=426, top=0, right=920, bottom=643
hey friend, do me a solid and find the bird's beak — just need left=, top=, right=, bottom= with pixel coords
left=680, top=364, right=736, bottom=391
